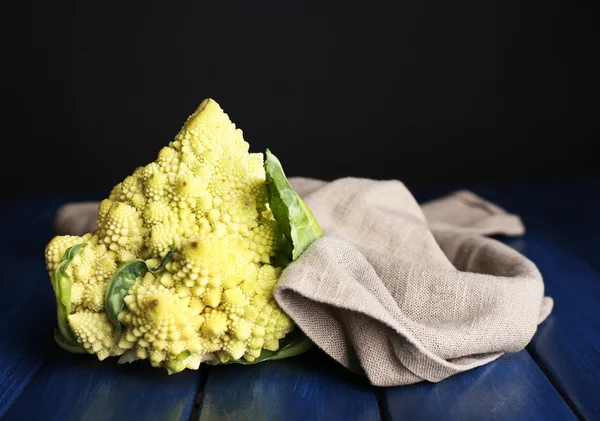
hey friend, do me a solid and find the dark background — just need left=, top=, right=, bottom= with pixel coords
left=1, top=0, right=597, bottom=200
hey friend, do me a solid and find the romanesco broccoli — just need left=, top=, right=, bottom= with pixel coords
left=45, top=98, right=321, bottom=373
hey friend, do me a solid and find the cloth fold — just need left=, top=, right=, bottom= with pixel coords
left=52, top=177, right=552, bottom=387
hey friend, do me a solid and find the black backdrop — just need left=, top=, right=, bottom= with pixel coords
left=2, top=0, right=597, bottom=200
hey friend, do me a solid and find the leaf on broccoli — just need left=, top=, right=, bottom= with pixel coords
left=240, top=328, right=313, bottom=364
left=264, top=149, right=323, bottom=261
left=165, top=350, right=192, bottom=375
left=54, top=329, right=86, bottom=354
left=148, top=247, right=176, bottom=273
left=51, top=243, right=86, bottom=353
left=105, top=249, right=175, bottom=340
left=210, top=328, right=313, bottom=366
left=104, top=260, right=146, bottom=340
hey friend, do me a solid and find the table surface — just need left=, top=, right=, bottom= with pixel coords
left=1, top=178, right=598, bottom=421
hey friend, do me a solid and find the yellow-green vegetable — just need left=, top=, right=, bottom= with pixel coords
left=44, top=98, right=322, bottom=373
left=51, top=242, right=87, bottom=353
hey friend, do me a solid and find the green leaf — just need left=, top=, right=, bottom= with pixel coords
left=54, top=329, right=87, bottom=354
left=104, top=260, right=147, bottom=340
left=165, top=350, right=192, bottom=375
left=257, top=149, right=321, bottom=364
left=148, top=248, right=175, bottom=273
left=214, top=328, right=314, bottom=366
left=105, top=249, right=175, bottom=340
left=264, top=149, right=323, bottom=261
left=51, top=243, right=86, bottom=353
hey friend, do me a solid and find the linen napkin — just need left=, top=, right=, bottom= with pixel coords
left=53, top=177, right=552, bottom=387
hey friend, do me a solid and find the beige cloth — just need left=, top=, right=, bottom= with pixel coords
left=53, top=177, right=552, bottom=387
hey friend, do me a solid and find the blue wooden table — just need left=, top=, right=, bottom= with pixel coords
left=1, top=179, right=599, bottom=421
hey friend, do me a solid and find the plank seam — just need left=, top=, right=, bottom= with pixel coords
left=189, top=364, right=211, bottom=421
left=526, top=347, right=585, bottom=421
left=374, top=387, right=390, bottom=421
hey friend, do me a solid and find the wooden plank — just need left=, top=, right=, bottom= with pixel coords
left=2, top=350, right=202, bottom=421
left=411, top=179, right=600, bottom=420
left=379, top=350, right=577, bottom=421
left=0, top=256, right=56, bottom=419
left=477, top=179, right=600, bottom=421
left=0, top=195, right=203, bottom=421
left=197, top=348, right=382, bottom=421
left=4, top=180, right=597, bottom=420
left=0, top=196, right=83, bottom=418
left=522, top=241, right=600, bottom=421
